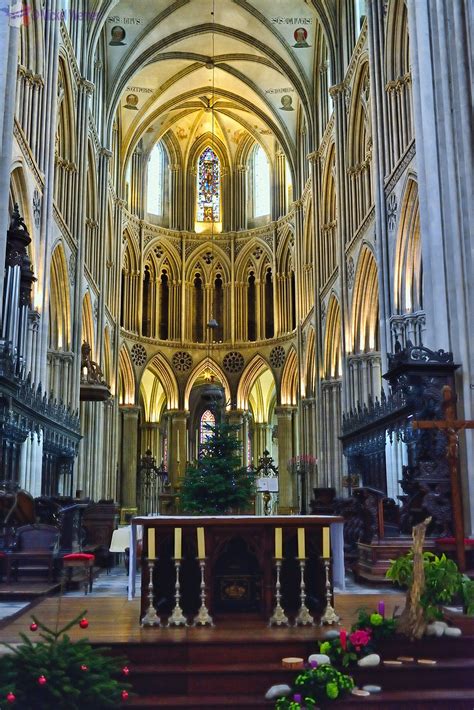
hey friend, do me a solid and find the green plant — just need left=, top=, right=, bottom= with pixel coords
left=180, top=420, right=255, bottom=515
left=275, top=664, right=354, bottom=708
left=0, top=612, right=131, bottom=709
left=351, top=608, right=397, bottom=641
left=460, top=575, right=474, bottom=615
left=386, top=551, right=470, bottom=621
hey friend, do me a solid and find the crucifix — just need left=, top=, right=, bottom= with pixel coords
left=412, top=385, right=474, bottom=571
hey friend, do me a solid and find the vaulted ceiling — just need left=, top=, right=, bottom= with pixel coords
left=99, top=0, right=333, bottom=173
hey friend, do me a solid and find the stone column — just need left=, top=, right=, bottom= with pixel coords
left=273, top=151, right=287, bottom=220
left=275, top=406, right=295, bottom=513
left=168, top=410, right=188, bottom=486
left=120, top=406, right=140, bottom=508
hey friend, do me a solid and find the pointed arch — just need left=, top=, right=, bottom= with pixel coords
left=81, top=291, right=95, bottom=358
left=281, top=347, right=298, bottom=406
left=394, top=178, right=422, bottom=314
left=184, top=357, right=231, bottom=410
left=118, top=345, right=136, bottom=405
left=304, top=327, right=316, bottom=398
left=351, top=246, right=379, bottom=353
left=103, top=326, right=112, bottom=390
left=49, top=244, right=71, bottom=351
left=145, top=353, right=179, bottom=410
left=320, top=142, right=337, bottom=283
left=237, top=353, right=272, bottom=411
left=324, top=296, right=342, bottom=379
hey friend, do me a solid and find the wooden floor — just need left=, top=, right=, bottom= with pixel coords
left=0, top=592, right=405, bottom=644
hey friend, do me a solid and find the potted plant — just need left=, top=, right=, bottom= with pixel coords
left=275, top=664, right=354, bottom=708
left=387, top=550, right=474, bottom=632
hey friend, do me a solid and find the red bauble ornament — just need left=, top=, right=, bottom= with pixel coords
left=38, top=675, right=47, bottom=686
left=79, top=618, right=89, bottom=629
left=121, top=690, right=129, bottom=701
left=6, top=692, right=16, bottom=703
left=29, top=622, right=38, bottom=632
left=80, top=665, right=89, bottom=672
left=122, top=666, right=130, bottom=676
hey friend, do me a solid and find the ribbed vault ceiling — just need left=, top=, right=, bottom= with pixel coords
left=100, top=0, right=329, bottom=170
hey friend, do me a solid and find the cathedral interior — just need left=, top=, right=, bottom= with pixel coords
left=0, top=0, right=472, bottom=536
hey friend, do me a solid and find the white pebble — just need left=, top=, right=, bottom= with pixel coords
left=308, top=653, right=331, bottom=666
left=264, top=684, right=292, bottom=701
left=362, top=685, right=382, bottom=693
left=357, top=653, right=381, bottom=667
left=444, top=626, right=462, bottom=637
left=426, top=623, right=444, bottom=637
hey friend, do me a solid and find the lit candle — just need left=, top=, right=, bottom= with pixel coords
left=275, top=527, right=282, bottom=559
left=297, top=527, right=306, bottom=559
left=174, top=527, right=182, bottom=560
left=322, top=527, right=330, bottom=558
left=340, top=628, right=347, bottom=651
left=197, top=527, right=205, bottom=558
left=147, top=527, right=156, bottom=560
left=378, top=600, right=385, bottom=618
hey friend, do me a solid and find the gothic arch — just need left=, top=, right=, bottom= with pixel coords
left=394, top=177, right=422, bottom=314
left=347, top=59, right=371, bottom=166
left=304, top=327, right=316, bottom=398
left=281, top=347, right=298, bottom=406
left=184, top=357, right=231, bottom=411
left=351, top=245, right=379, bottom=353
left=234, top=240, right=273, bottom=281
left=103, top=326, right=113, bottom=390
left=324, top=296, right=341, bottom=379
left=143, top=353, right=179, bottom=411
left=118, top=344, right=136, bottom=405
left=237, top=353, right=272, bottom=411
left=81, top=291, right=95, bottom=358
left=185, top=243, right=231, bottom=284
left=49, top=244, right=71, bottom=351
left=385, top=0, right=410, bottom=82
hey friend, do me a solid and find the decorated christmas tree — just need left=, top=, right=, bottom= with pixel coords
left=180, top=420, right=255, bottom=515
left=0, top=612, right=131, bottom=709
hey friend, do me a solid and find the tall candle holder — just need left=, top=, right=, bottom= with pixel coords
left=141, top=559, right=161, bottom=627
left=269, top=559, right=289, bottom=627
left=167, top=558, right=188, bottom=627
left=320, top=558, right=340, bottom=625
left=294, top=558, right=314, bottom=626
left=193, top=559, right=214, bottom=627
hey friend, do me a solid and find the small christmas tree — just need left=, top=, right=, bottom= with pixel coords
left=0, top=611, right=131, bottom=709
left=180, top=420, right=255, bottom=515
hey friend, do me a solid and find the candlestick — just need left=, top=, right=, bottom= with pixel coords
left=197, top=527, right=205, bottom=559
left=322, top=526, right=330, bottom=558
left=141, top=560, right=161, bottom=627
left=275, top=527, right=282, bottom=559
left=269, top=559, right=289, bottom=627
left=174, top=527, right=182, bottom=560
left=148, top=527, right=156, bottom=560
left=294, top=558, right=314, bottom=626
left=167, top=559, right=188, bottom=627
left=297, top=528, right=305, bottom=559
left=319, top=558, right=340, bottom=625
left=193, top=559, right=214, bottom=627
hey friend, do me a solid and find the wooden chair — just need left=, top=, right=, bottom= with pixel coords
left=6, top=524, right=59, bottom=583
left=62, top=552, right=96, bottom=594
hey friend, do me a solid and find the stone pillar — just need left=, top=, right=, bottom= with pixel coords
left=273, top=151, right=287, bottom=220
left=120, top=406, right=140, bottom=508
left=168, top=411, right=188, bottom=486
left=275, top=406, right=295, bottom=513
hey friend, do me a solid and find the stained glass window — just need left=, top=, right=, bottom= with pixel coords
left=197, top=147, right=220, bottom=222
left=200, top=409, right=215, bottom=445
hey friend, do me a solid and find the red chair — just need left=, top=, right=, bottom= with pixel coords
left=62, top=553, right=95, bottom=594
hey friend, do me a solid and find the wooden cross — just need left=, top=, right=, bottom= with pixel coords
left=412, top=385, right=474, bottom=571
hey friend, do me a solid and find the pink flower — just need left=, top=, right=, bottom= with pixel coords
left=349, top=629, right=371, bottom=651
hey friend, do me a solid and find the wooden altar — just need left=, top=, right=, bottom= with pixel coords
left=130, top=515, right=345, bottom=621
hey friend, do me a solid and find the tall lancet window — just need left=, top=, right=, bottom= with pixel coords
left=147, top=143, right=164, bottom=215
left=253, top=144, right=270, bottom=217
left=200, top=409, right=216, bottom=447
left=197, top=147, right=220, bottom=222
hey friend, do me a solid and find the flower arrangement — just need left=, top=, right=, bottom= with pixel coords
left=275, top=663, right=354, bottom=708
left=318, top=602, right=396, bottom=667
left=0, top=611, right=132, bottom=709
